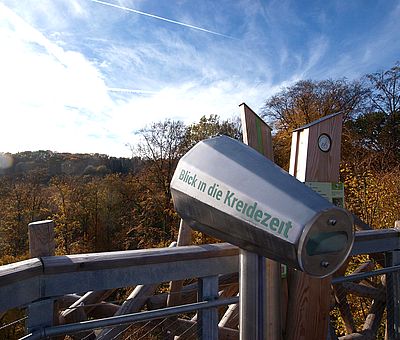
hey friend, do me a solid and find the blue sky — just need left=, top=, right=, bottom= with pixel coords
left=0, top=0, right=399, bottom=157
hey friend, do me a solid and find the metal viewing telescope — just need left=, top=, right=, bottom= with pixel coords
left=170, top=135, right=354, bottom=277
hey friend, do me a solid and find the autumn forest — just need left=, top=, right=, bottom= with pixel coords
left=0, top=62, right=399, bottom=267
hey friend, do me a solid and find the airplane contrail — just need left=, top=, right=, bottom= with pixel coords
left=107, top=87, right=156, bottom=94
left=89, top=0, right=234, bottom=39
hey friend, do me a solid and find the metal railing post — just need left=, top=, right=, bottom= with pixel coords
left=198, top=275, right=219, bottom=340
left=27, top=299, right=56, bottom=334
left=240, top=250, right=260, bottom=339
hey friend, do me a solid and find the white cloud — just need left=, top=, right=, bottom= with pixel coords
left=2, top=0, right=396, bottom=158
left=106, top=78, right=275, bottom=137
left=0, top=3, right=114, bottom=153
left=301, top=36, right=330, bottom=76
left=0, top=3, right=277, bottom=157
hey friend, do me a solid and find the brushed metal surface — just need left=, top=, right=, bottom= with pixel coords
left=171, top=135, right=354, bottom=277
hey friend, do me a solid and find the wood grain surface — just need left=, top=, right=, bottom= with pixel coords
left=286, top=113, right=343, bottom=340
left=240, top=102, right=282, bottom=340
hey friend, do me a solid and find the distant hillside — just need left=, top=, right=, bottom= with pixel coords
left=0, top=150, right=142, bottom=177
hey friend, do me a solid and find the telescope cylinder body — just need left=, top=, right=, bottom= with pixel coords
left=171, top=136, right=353, bottom=277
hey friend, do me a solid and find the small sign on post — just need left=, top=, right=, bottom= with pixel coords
left=305, top=182, right=345, bottom=207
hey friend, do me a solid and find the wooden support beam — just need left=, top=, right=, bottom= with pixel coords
left=218, top=294, right=239, bottom=329
left=339, top=332, right=371, bottom=339
left=96, top=284, right=159, bottom=339
left=333, top=260, right=356, bottom=334
left=218, top=283, right=238, bottom=300
left=172, top=279, right=238, bottom=339
left=59, top=290, right=117, bottom=324
left=362, top=298, right=386, bottom=335
left=148, top=272, right=239, bottom=310
left=155, top=217, right=237, bottom=337
left=175, top=318, right=239, bottom=339
left=333, top=283, right=356, bottom=334
left=88, top=302, right=120, bottom=319
left=338, top=297, right=386, bottom=340
left=352, top=262, right=375, bottom=275
left=167, top=220, right=193, bottom=307
left=341, top=282, right=385, bottom=300
left=96, top=242, right=177, bottom=340
left=57, top=294, right=82, bottom=309
left=239, top=102, right=281, bottom=340
left=337, top=296, right=386, bottom=340
left=286, top=113, right=343, bottom=340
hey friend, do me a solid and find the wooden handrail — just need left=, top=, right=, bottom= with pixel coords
left=1, top=228, right=399, bottom=286
left=0, top=243, right=239, bottom=313
left=0, top=228, right=399, bottom=314
left=1, top=228, right=398, bottom=288
left=0, top=243, right=237, bottom=286
left=0, top=258, right=42, bottom=286
left=40, top=242, right=238, bottom=275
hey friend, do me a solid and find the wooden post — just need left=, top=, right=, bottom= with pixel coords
left=168, top=221, right=193, bottom=339
left=167, top=220, right=193, bottom=307
left=27, top=220, right=56, bottom=333
left=240, top=102, right=273, bottom=159
left=239, top=103, right=281, bottom=340
left=28, top=220, right=55, bottom=258
left=176, top=319, right=239, bottom=339
left=286, top=113, right=343, bottom=340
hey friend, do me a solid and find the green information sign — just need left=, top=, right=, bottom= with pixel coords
left=305, top=182, right=344, bottom=208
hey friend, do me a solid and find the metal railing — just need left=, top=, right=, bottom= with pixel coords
left=1, top=242, right=238, bottom=339
left=330, top=228, right=400, bottom=340
left=1, top=228, right=400, bottom=339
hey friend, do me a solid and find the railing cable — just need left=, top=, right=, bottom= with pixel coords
left=0, top=316, right=27, bottom=331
